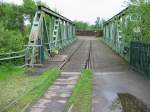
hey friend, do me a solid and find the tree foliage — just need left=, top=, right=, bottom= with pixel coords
left=74, top=17, right=105, bottom=31
left=22, top=0, right=36, bottom=23
left=0, top=0, right=36, bottom=53
left=0, top=22, right=24, bottom=53
left=124, top=0, right=150, bottom=43
left=74, top=20, right=90, bottom=31
left=0, top=3, right=24, bottom=32
left=94, top=17, right=105, bottom=31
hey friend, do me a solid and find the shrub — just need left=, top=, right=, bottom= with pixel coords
left=0, top=22, right=25, bottom=53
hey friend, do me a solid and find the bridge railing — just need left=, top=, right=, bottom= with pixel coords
left=0, top=50, right=25, bottom=62
left=0, top=5, right=76, bottom=66
left=130, top=41, right=150, bottom=76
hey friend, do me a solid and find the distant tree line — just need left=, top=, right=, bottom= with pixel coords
left=74, top=17, right=105, bottom=31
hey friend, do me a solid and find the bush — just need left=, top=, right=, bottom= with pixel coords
left=0, top=22, right=25, bottom=53
left=124, top=1, right=150, bottom=45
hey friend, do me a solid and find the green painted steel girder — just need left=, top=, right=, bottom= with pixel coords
left=25, top=5, right=76, bottom=67
left=38, top=5, right=74, bottom=25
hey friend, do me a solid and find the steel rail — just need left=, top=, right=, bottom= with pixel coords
left=84, top=40, right=92, bottom=69
left=58, top=40, right=84, bottom=70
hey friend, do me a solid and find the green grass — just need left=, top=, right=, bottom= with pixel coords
left=0, top=65, right=24, bottom=80
left=64, top=70, right=92, bottom=112
left=0, top=65, right=60, bottom=112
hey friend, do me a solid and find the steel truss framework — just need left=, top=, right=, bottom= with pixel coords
left=25, top=6, right=76, bottom=67
left=103, top=5, right=150, bottom=76
left=103, top=7, right=134, bottom=61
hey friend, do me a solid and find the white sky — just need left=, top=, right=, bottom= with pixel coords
left=3, top=0, right=127, bottom=24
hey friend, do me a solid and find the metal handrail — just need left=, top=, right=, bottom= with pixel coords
left=0, top=49, right=25, bottom=61
left=0, top=49, right=25, bottom=56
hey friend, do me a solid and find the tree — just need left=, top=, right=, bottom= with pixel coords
left=0, top=3, right=24, bottom=32
left=124, top=0, right=150, bottom=43
left=0, top=0, right=37, bottom=53
left=95, top=17, right=101, bottom=30
left=73, top=18, right=106, bottom=31
left=94, top=17, right=105, bottom=31
left=22, top=0, right=36, bottom=23
left=74, top=20, right=90, bottom=31
left=0, top=22, right=24, bottom=53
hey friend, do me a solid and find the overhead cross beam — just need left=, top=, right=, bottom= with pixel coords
left=38, top=5, right=74, bottom=24
left=25, top=5, right=76, bottom=67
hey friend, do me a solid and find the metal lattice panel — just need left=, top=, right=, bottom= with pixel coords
left=25, top=5, right=76, bottom=67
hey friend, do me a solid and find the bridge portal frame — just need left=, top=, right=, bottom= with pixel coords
left=25, top=5, right=76, bottom=67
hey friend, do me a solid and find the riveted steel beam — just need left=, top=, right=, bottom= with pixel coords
left=38, top=5, right=74, bottom=25
left=25, top=5, right=76, bottom=67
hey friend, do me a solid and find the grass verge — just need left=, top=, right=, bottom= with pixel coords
left=0, top=65, right=60, bottom=112
left=64, top=69, right=92, bottom=112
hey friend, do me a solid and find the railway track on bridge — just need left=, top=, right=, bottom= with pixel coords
left=84, top=40, right=93, bottom=69
left=28, top=39, right=95, bottom=112
left=28, top=39, right=93, bottom=112
left=59, top=40, right=93, bottom=71
left=59, top=40, right=85, bottom=70
left=1, top=39, right=95, bottom=112
left=60, top=39, right=93, bottom=72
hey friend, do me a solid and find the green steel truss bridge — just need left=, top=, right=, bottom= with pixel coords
left=0, top=5, right=76, bottom=67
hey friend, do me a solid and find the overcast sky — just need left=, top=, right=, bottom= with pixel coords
left=4, top=0, right=127, bottom=24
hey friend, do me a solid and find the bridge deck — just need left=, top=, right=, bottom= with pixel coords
left=27, top=37, right=150, bottom=112
left=92, top=39, right=150, bottom=112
